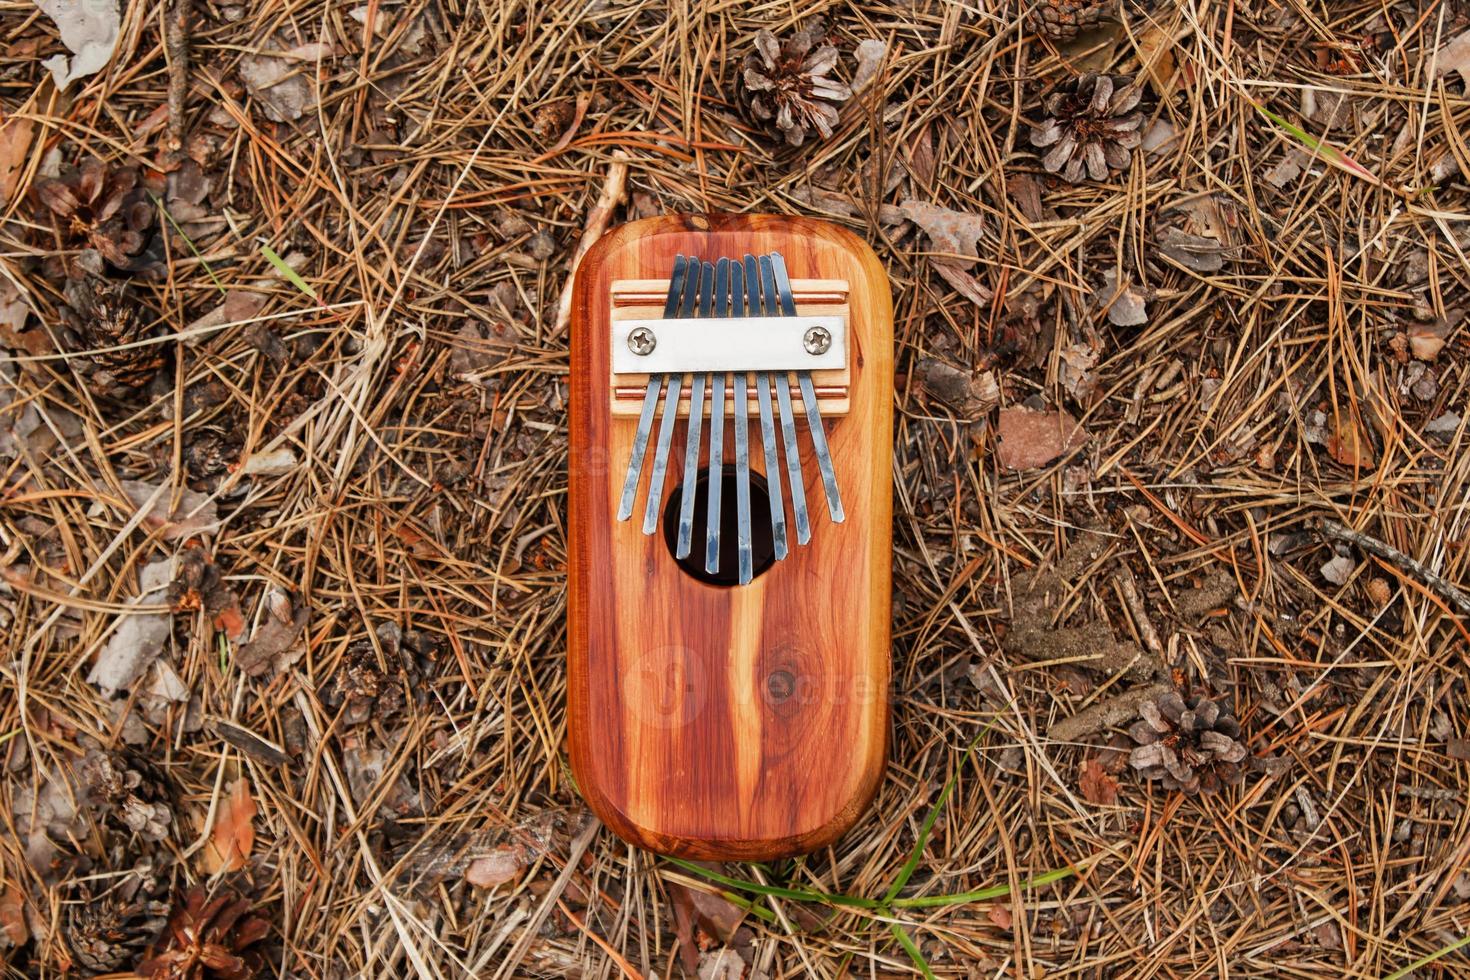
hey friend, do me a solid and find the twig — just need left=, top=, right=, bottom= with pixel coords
left=1048, top=682, right=1173, bottom=743
left=1317, top=518, right=1470, bottom=616
left=553, top=151, right=629, bottom=335
left=165, top=0, right=192, bottom=156
left=1117, top=566, right=1165, bottom=660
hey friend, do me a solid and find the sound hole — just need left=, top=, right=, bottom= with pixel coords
left=662, top=465, right=777, bottom=586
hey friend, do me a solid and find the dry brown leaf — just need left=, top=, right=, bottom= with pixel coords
left=900, top=200, right=985, bottom=265
left=464, top=845, right=527, bottom=888
left=1435, top=29, right=1470, bottom=88
left=1407, top=321, right=1449, bottom=361
left=201, top=778, right=257, bottom=874
left=1327, top=417, right=1375, bottom=469
left=987, top=904, right=1013, bottom=930
left=1078, top=757, right=1119, bottom=806
left=1133, top=22, right=1179, bottom=95
left=994, top=407, right=1087, bottom=471
left=0, top=112, right=33, bottom=205
left=0, top=879, right=26, bottom=948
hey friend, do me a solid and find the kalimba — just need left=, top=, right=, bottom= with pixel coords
left=568, top=214, right=892, bottom=860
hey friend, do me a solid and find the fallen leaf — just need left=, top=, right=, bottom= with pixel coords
left=698, top=949, right=748, bottom=980
left=87, top=557, right=174, bottom=697
left=1434, top=29, right=1470, bottom=88
left=670, top=879, right=749, bottom=944
left=1058, top=343, right=1099, bottom=401
left=34, top=0, right=121, bottom=88
left=236, top=589, right=309, bottom=677
left=464, top=846, right=528, bottom=888
left=0, top=112, right=33, bottom=204
left=348, top=5, right=427, bottom=56
left=1096, top=269, right=1148, bottom=326
left=239, top=447, right=298, bottom=476
left=994, top=407, right=1087, bottom=470
left=1078, top=757, right=1119, bottom=806
left=987, top=904, right=1014, bottom=930
left=1447, top=738, right=1470, bottom=761
left=931, top=259, right=992, bottom=305
left=120, top=479, right=220, bottom=540
left=240, top=38, right=334, bottom=122
left=1132, top=22, right=1179, bottom=95
left=1265, top=150, right=1306, bottom=188
left=1407, top=321, right=1449, bottom=361
left=201, top=778, right=256, bottom=874
left=0, top=879, right=25, bottom=948
left=1366, top=577, right=1392, bottom=607
left=1158, top=227, right=1224, bottom=273
left=901, top=200, right=985, bottom=265
left=1140, top=117, right=1177, bottom=155
left=852, top=39, right=887, bottom=91
left=917, top=358, right=998, bottom=417
left=1326, top=417, right=1375, bottom=469
left=211, top=719, right=292, bottom=767
left=0, top=359, right=40, bottom=459
left=1320, top=555, right=1355, bottom=586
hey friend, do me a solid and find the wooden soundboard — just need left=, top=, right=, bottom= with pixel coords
left=568, top=213, right=892, bottom=860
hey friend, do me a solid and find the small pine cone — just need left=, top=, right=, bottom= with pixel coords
left=185, top=430, right=234, bottom=480
left=1028, top=0, right=1116, bottom=40
left=67, top=891, right=168, bottom=972
left=136, top=889, right=270, bottom=980
left=61, top=275, right=166, bottom=394
left=1030, top=72, right=1144, bottom=183
left=321, top=622, right=410, bottom=726
left=33, top=158, right=164, bottom=280
left=739, top=28, right=852, bottom=147
left=1128, top=691, right=1248, bottom=794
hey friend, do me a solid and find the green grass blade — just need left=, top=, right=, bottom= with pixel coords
left=882, top=719, right=997, bottom=904
left=890, top=865, right=1078, bottom=909
left=1251, top=101, right=1382, bottom=187
left=663, top=857, right=879, bottom=909
left=150, top=192, right=224, bottom=294
left=888, top=922, right=937, bottom=980
left=1383, top=933, right=1470, bottom=980
left=261, top=243, right=318, bottom=300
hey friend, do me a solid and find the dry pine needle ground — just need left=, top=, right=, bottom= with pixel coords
left=1, top=0, right=1469, bottom=977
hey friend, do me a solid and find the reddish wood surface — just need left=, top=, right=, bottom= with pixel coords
left=568, top=214, right=892, bottom=860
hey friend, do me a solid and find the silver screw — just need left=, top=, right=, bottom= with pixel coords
left=627, top=327, right=657, bottom=356
left=803, top=325, right=832, bottom=355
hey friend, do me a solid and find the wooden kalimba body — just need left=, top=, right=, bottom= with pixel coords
left=568, top=214, right=892, bottom=860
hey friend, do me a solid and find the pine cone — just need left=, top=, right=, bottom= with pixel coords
left=67, top=889, right=169, bottom=972
left=60, top=275, right=166, bottom=394
left=739, top=28, right=852, bottom=147
left=184, top=430, right=235, bottom=480
left=321, top=622, right=413, bottom=726
left=79, top=748, right=174, bottom=842
left=33, top=158, right=164, bottom=280
left=1028, top=0, right=1116, bottom=40
left=136, top=889, right=270, bottom=980
left=1128, top=690, right=1248, bottom=794
left=1030, top=73, right=1144, bottom=183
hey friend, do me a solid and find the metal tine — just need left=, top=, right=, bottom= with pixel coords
left=642, top=260, right=699, bottom=533
left=744, top=255, right=787, bottom=560
left=730, top=261, right=753, bottom=584
left=771, top=252, right=844, bottom=524
left=674, top=259, right=711, bottom=556
left=760, top=255, right=810, bottom=546
left=618, top=255, right=686, bottom=521
left=705, top=258, right=729, bottom=575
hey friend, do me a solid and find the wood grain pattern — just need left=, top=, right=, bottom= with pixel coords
left=568, top=214, right=893, bottom=860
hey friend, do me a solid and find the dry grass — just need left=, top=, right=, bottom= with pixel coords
left=2, top=0, right=1469, bottom=976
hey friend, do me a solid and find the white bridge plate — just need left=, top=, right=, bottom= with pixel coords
left=610, top=315, right=847, bottom=375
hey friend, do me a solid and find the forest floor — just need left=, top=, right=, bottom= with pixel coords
left=2, top=0, right=1470, bottom=977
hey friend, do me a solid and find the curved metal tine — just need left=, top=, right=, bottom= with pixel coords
left=643, top=260, right=699, bottom=534
left=618, top=255, right=687, bottom=521
left=674, top=261, right=712, bottom=556
left=771, top=253, right=844, bottom=524
left=760, top=255, right=811, bottom=546
left=729, top=261, right=753, bottom=584
left=705, top=258, right=730, bottom=574
left=745, top=255, right=787, bottom=559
